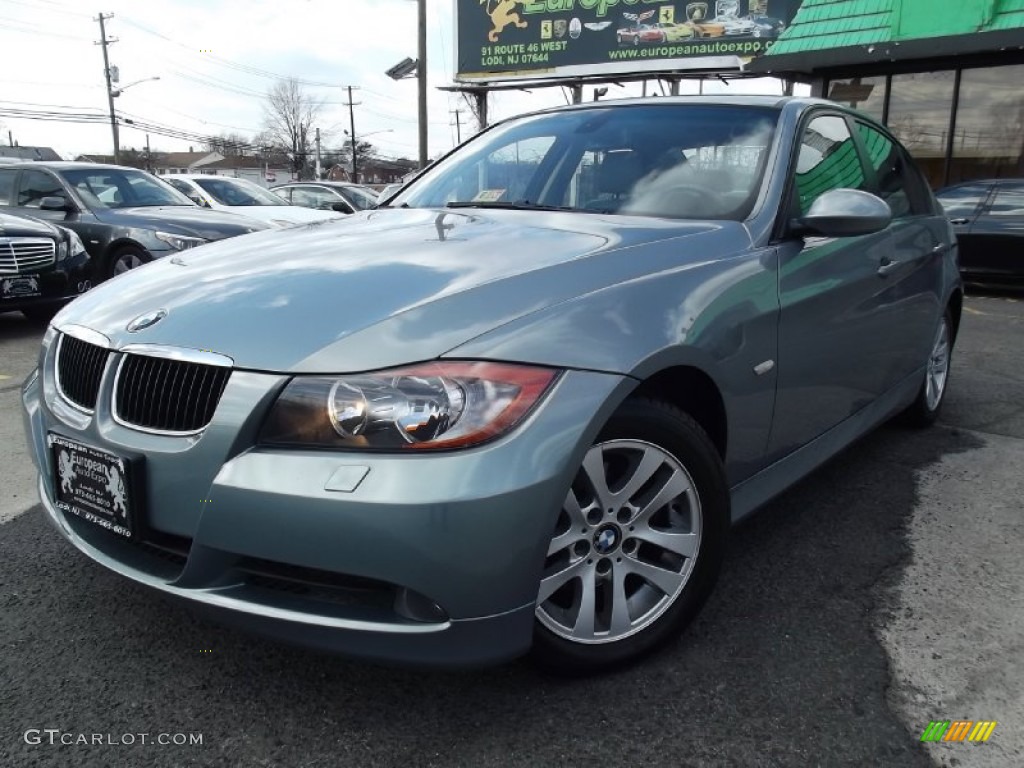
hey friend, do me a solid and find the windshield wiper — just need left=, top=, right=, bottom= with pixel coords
left=445, top=200, right=577, bottom=212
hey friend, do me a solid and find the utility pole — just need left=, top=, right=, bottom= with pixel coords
left=417, top=0, right=428, bottom=169
left=450, top=109, right=462, bottom=144
left=344, top=85, right=361, bottom=183
left=315, top=127, right=322, bottom=180
left=144, top=133, right=151, bottom=172
left=95, top=13, right=119, bottom=163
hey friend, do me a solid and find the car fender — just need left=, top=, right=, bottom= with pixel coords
left=446, top=247, right=781, bottom=481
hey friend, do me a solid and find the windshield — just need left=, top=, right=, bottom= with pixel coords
left=336, top=185, right=379, bottom=210
left=394, top=104, right=778, bottom=221
left=194, top=176, right=288, bottom=207
left=61, top=168, right=196, bottom=209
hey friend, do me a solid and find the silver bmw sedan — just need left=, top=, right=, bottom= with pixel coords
left=22, top=96, right=960, bottom=673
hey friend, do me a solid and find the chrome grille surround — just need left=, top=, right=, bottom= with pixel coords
left=54, top=332, right=111, bottom=413
left=0, top=237, right=56, bottom=275
left=111, top=346, right=233, bottom=435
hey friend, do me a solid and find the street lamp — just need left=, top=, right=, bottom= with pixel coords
left=108, top=75, right=160, bottom=164
left=110, top=75, right=160, bottom=98
left=384, top=0, right=426, bottom=170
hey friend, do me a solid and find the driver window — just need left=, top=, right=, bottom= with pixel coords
left=16, top=170, right=64, bottom=208
left=792, top=115, right=866, bottom=216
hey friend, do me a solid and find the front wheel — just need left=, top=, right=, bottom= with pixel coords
left=532, top=399, right=729, bottom=674
left=106, top=245, right=152, bottom=280
left=901, top=310, right=953, bottom=427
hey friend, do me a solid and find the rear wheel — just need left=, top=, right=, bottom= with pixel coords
left=107, top=245, right=152, bottom=280
left=902, top=310, right=953, bottom=427
left=532, top=399, right=729, bottom=674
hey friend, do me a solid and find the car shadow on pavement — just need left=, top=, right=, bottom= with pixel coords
left=0, top=313, right=49, bottom=341
left=0, top=423, right=983, bottom=768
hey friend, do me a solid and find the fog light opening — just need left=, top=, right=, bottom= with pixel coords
left=393, top=588, right=448, bottom=623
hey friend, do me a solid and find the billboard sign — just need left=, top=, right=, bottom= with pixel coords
left=456, top=0, right=803, bottom=82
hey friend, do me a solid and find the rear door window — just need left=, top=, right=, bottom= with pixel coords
left=936, top=184, right=991, bottom=218
left=986, top=183, right=1024, bottom=216
left=0, top=168, right=16, bottom=204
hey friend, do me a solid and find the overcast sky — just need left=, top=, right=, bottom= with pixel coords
left=0, top=0, right=795, bottom=162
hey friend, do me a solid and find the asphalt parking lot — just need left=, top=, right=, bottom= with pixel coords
left=1, top=291, right=1021, bottom=768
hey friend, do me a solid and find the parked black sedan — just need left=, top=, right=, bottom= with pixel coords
left=0, top=163, right=268, bottom=281
left=0, top=212, right=92, bottom=322
left=936, top=179, right=1024, bottom=284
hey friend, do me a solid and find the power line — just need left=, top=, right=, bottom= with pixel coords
left=120, top=16, right=354, bottom=88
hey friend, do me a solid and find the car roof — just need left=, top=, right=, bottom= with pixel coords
left=177, top=174, right=254, bottom=182
left=514, top=95, right=833, bottom=123
left=273, top=181, right=362, bottom=188
left=0, top=161, right=145, bottom=172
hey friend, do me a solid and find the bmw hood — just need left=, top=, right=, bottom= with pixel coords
left=93, top=206, right=268, bottom=239
left=228, top=206, right=343, bottom=226
left=53, top=207, right=741, bottom=372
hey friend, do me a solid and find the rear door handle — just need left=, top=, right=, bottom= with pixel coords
left=949, top=218, right=970, bottom=225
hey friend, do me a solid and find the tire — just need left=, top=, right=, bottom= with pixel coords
left=531, top=398, right=729, bottom=674
left=901, top=310, right=953, bottom=427
left=106, top=245, right=152, bottom=280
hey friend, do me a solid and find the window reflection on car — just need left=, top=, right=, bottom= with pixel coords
left=191, top=177, right=290, bottom=207
left=63, top=168, right=196, bottom=209
left=394, top=105, right=776, bottom=221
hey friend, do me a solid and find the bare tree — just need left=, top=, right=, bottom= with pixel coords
left=263, top=78, right=324, bottom=179
left=204, top=131, right=253, bottom=156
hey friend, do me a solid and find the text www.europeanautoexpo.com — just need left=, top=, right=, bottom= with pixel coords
left=24, top=729, right=204, bottom=747
left=609, top=40, right=769, bottom=59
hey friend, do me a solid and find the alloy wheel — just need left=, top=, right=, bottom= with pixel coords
left=925, top=317, right=950, bottom=410
left=113, top=252, right=145, bottom=275
left=537, top=439, right=702, bottom=645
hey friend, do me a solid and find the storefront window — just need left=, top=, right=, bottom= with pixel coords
left=825, top=76, right=886, bottom=121
left=887, top=71, right=955, bottom=188
left=948, top=65, right=1024, bottom=185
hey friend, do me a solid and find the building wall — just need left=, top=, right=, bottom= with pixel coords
left=825, top=62, right=1024, bottom=188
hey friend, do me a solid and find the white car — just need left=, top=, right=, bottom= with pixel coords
left=165, top=175, right=343, bottom=227
left=715, top=15, right=760, bottom=35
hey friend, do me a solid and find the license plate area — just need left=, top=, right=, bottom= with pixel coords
left=49, top=434, right=141, bottom=539
left=1, top=276, right=41, bottom=298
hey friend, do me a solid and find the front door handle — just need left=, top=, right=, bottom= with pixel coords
left=878, top=256, right=900, bottom=276
left=949, top=217, right=970, bottom=225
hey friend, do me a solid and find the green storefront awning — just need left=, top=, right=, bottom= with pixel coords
left=748, top=0, right=1024, bottom=76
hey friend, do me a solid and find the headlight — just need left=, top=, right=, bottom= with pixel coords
left=260, top=361, right=560, bottom=451
left=154, top=231, right=208, bottom=251
left=65, top=229, right=86, bottom=257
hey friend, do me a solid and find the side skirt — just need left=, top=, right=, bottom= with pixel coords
left=729, top=367, right=924, bottom=523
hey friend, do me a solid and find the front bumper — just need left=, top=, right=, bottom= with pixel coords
left=22, top=354, right=628, bottom=666
left=1, top=256, right=92, bottom=313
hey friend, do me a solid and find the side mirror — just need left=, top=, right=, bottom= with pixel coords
left=40, top=195, right=73, bottom=212
left=791, top=189, right=892, bottom=238
left=331, top=201, right=354, bottom=214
